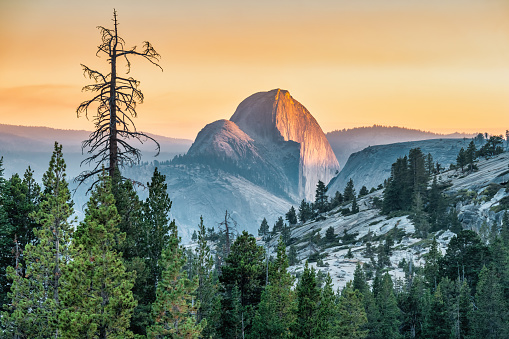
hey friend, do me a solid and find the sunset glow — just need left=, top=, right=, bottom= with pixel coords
left=1, top=0, right=508, bottom=139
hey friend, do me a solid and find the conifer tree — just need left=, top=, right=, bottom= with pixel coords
left=375, top=273, right=401, bottom=338
left=293, top=261, right=320, bottom=338
left=148, top=219, right=203, bottom=339
left=466, top=141, right=477, bottom=172
left=110, top=169, right=149, bottom=334
left=424, top=284, right=451, bottom=338
left=344, top=178, right=356, bottom=202
left=351, top=195, right=360, bottom=214
left=298, top=199, right=312, bottom=223
left=142, top=168, right=173, bottom=305
left=336, top=281, right=368, bottom=339
left=258, top=217, right=270, bottom=241
left=219, top=231, right=265, bottom=335
left=3, top=143, right=74, bottom=338
left=286, top=206, right=298, bottom=225
left=250, top=237, right=296, bottom=338
left=272, top=216, right=284, bottom=236
left=1, top=166, right=42, bottom=304
left=359, top=185, right=369, bottom=197
left=315, top=273, right=337, bottom=338
left=288, top=245, right=298, bottom=266
left=61, top=170, right=136, bottom=338
left=469, top=266, right=508, bottom=338
left=195, top=216, right=220, bottom=338
left=0, top=156, right=14, bottom=306
left=423, top=237, right=442, bottom=289
left=314, top=180, right=329, bottom=213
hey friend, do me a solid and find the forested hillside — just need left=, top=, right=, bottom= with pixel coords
left=1, top=134, right=509, bottom=338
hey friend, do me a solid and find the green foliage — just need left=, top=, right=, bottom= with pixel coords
left=375, top=273, right=401, bottom=338
left=272, top=216, right=284, bottom=236
left=344, top=179, right=356, bottom=202
left=293, top=261, right=320, bottom=338
left=441, top=230, right=490, bottom=292
left=477, top=135, right=504, bottom=158
left=424, top=284, right=451, bottom=338
left=258, top=217, right=270, bottom=241
left=61, top=170, right=136, bottom=338
left=219, top=231, right=265, bottom=335
left=314, top=180, right=329, bottom=213
left=469, top=266, right=508, bottom=338
left=351, top=195, right=360, bottom=214
left=288, top=245, right=298, bottom=266
left=195, top=216, right=219, bottom=338
left=148, top=220, right=203, bottom=339
left=285, top=206, right=298, bottom=225
left=3, top=143, right=74, bottom=338
left=250, top=238, right=296, bottom=338
left=0, top=166, right=41, bottom=305
left=336, top=282, right=368, bottom=339
left=298, top=199, right=312, bottom=223
left=325, top=226, right=336, bottom=243
left=359, top=185, right=369, bottom=197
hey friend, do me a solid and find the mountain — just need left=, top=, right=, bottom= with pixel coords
left=231, top=89, right=340, bottom=201
left=326, top=125, right=474, bottom=168
left=125, top=89, right=340, bottom=237
left=0, top=124, right=192, bottom=180
left=327, top=138, right=474, bottom=195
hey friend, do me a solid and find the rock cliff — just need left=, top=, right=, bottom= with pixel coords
left=230, top=89, right=340, bottom=201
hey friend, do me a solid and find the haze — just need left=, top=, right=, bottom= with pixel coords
left=1, top=0, right=508, bottom=140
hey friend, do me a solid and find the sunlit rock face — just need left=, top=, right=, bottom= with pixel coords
left=230, top=89, right=340, bottom=201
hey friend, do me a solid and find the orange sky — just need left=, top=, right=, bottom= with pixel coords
left=0, top=0, right=508, bottom=140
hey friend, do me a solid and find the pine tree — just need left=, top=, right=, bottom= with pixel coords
left=285, top=206, right=298, bottom=225
left=456, top=148, right=467, bottom=172
left=375, top=273, right=401, bottom=338
left=293, top=261, right=320, bottom=338
left=272, top=216, right=284, bottom=236
left=314, top=180, right=329, bottom=213
left=258, top=217, right=270, bottom=241
left=424, top=284, right=451, bottom=338
left=288, top=245, right=298, bottom=266
left=281, top=222, right=292, bottom=246
left=142, top=168, right=173, bottom=304
left=195, top=216, right=219, bottom=338
left=423, top=237, right=442, bottom=289
left=61, top=170, right=136, bottom=338
left=466, top=141, right=477, bottom=172
left=250, top=237, right=296, bottom=338
left=147, top=220, right=203, bottom=339
left=1, top=166, right=42, bottom=304
left=3, top=143, right=74, bottom=338
left=298, top=199, right=312, bottom=223
left=111, top=169, right=148, bottom=335
left=344, top=178, right=356, bottom=202
left=359, top=185, right=369, bottom=197
left=315, top=273, right=337, bottom=338
left=351, top=195, right=360, bottom=214
left=469, top=266, right=508, bottom=338
left=0, top=156, right=14, bottom=307
left=336, top=282, right=368, bottom=339
left=219, top=231, right=265, bottom=335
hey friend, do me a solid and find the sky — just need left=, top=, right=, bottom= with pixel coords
left=0, top=0, right=508, bottom=140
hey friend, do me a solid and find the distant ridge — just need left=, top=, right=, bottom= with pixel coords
left=326, top=125, right=474, bottom=168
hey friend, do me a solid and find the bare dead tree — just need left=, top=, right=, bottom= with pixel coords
left=76, top=9, right=162, bottom=190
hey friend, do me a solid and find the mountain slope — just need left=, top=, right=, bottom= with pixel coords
left=327, top=138, right=472, bottom=195
left=326, top=125, right=473, bottom=168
